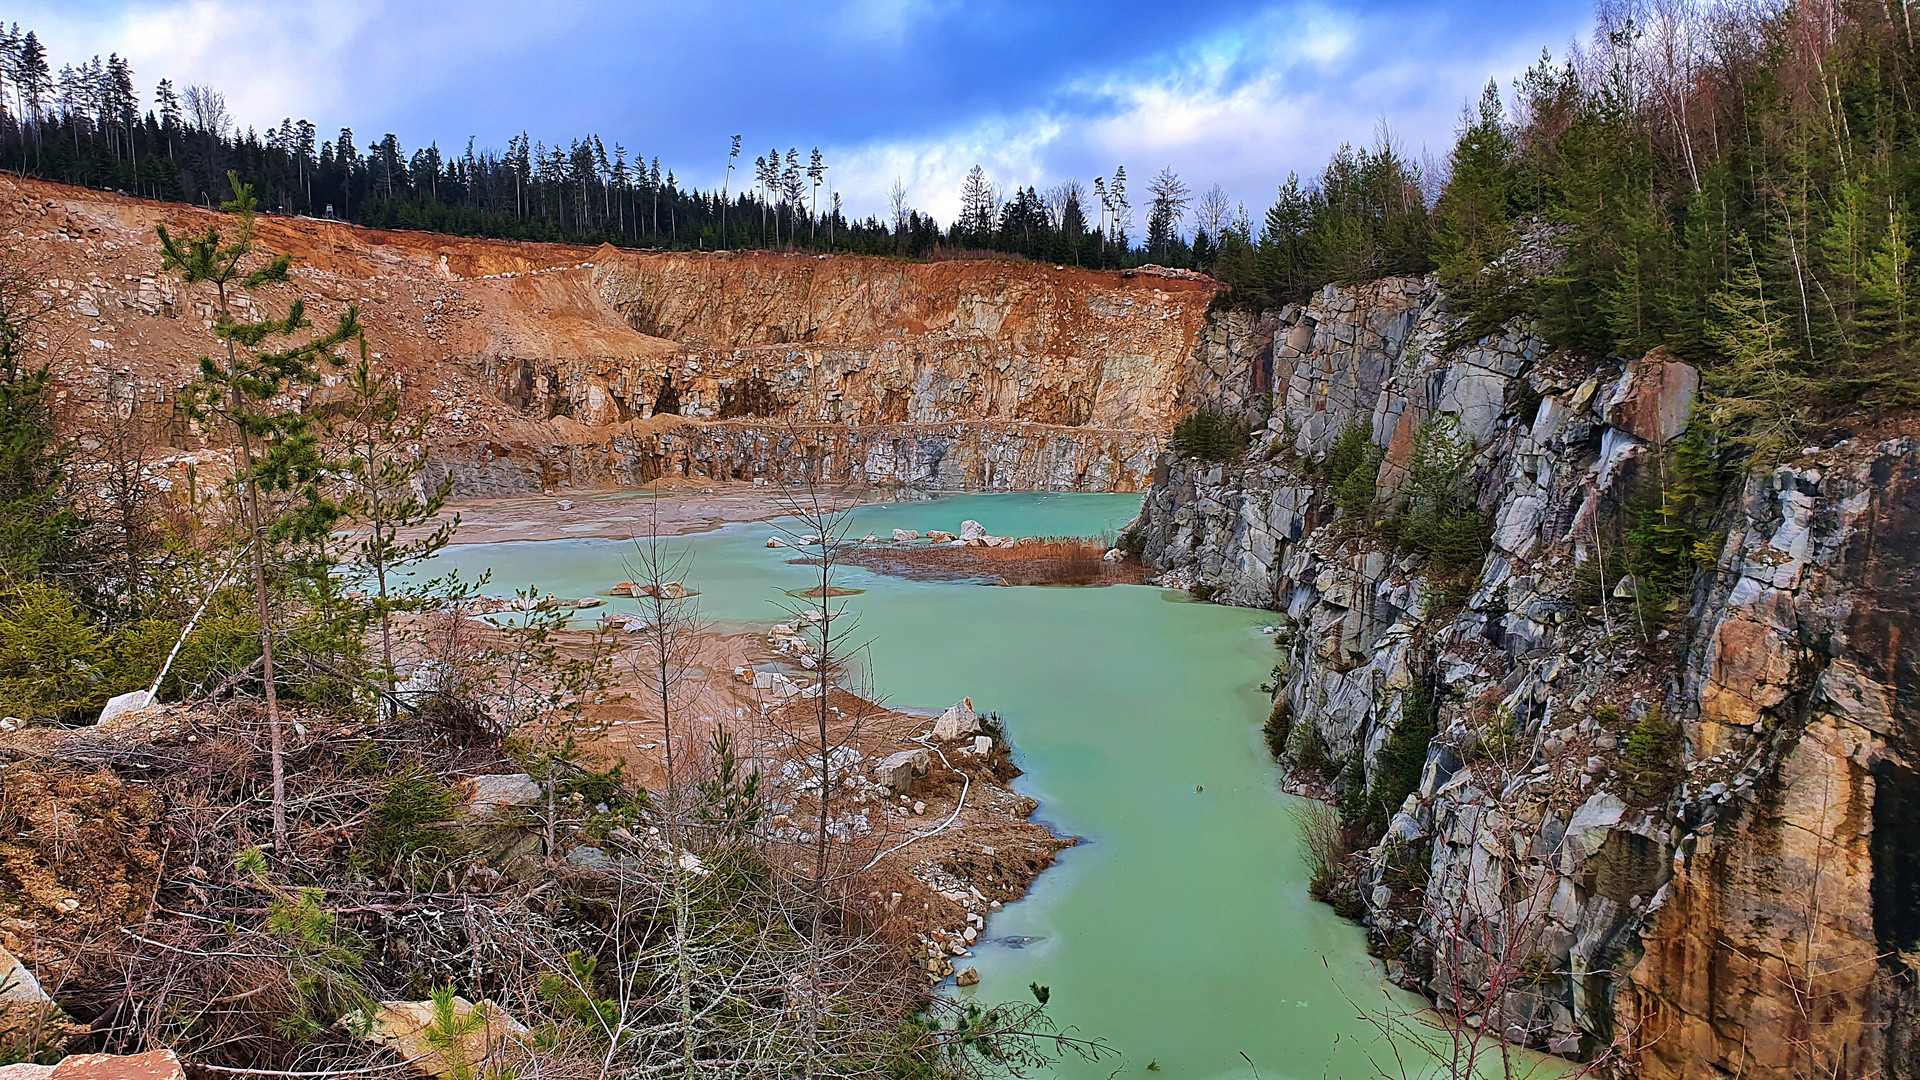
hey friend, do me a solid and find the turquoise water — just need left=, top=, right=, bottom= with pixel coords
left=426, top=492, right=1408, bottom=1078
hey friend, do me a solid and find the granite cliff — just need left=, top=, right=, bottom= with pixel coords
left=1132, top=275, right=1918, bottom=1077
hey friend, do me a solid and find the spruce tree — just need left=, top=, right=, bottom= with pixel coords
left=159, top=172, right=362, bottom=853
left=334, top=338, right=456, bottom=715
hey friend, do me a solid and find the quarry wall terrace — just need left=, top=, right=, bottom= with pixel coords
left=8, top=174, right=1213, bottom=496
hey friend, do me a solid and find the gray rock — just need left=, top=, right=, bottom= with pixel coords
left=466, top=773, right=541, bottom=815
left=874, top=749, right=932, bottom=794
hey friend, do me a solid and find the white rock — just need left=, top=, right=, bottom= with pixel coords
left=874, top=748, right=933, bottom=794
left=0, top=944, right=50, bottom=1011
left=959, top=520, right=986, bottom=541
left=892, top=529, right=920, bottom=542
left=97, top=689, right=156, bottom=725
left=555, top=499, right=574, bottom=511
left=932, top=698, right=980, bottom=740
left=972, top=735, right=994, bottom=755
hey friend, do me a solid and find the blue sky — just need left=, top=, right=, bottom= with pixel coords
left=31, top=0, right=1594, bottom=226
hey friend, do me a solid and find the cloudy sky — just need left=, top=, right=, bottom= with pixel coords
left=26, top=0, right=1593, bottom=225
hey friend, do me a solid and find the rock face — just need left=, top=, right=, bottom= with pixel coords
left=1132, top=272, right=1920, bottom=1076
left=8, top=174, right=1215, bottom=498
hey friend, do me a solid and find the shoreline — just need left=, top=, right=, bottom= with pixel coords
left=438, top=489, right=1091, bottom=984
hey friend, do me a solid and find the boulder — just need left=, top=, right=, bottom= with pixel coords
left=959, top=520, right=986, bottom=541
left=97, top=689, right=156, bottom=726
left=932, top=698, right=980, bottom=740
left=892, top=529, right=920, bottom=542
left=928, top=530, right=957, bottom=543
left=766, top=536, right=788, bottom=548
left=1607, top=351, right=1698, bottom=446
left=464, top=773, right=541, bottom=815
left=972, top=735, right=994, bottom=756
left=0, top=945, right=60, bottom=1047
left=608, top=582, right=636, bottom=597
left=349, top=998, right=527, bottom=1080
left=955, top=966, right=980, bottom=987
left=555, top=499, right=574, bottom=511
left=0, top=1051, right=184, bottom=1080
left=874, top=749, right=932, bottom=794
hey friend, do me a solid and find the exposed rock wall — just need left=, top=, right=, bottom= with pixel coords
left=7, top=175, right=1212, bottom=496
left=1132, top=274, right=1919, bottom=1077
left=429, top=420, right=1159, bottom=497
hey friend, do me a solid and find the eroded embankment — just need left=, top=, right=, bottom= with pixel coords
left=11, top=174, right=1213, bottom=496
left=1131, top=274, right=1920, bottom=1078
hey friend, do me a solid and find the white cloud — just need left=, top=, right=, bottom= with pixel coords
left=19, top=0, right=379, bottom=133
left=824, top=3, right=1574, bottom=226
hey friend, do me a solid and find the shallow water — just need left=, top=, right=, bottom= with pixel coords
left=425, top=492, right=1412, bottom=1078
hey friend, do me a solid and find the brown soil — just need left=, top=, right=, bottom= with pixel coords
left=839, top=537, right=1149, bottom=586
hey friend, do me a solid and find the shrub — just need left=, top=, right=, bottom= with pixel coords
left=1170, top=409, right=1251, bottom=461
left=1356, top=685, right=1436, bottom=834
left=1321, top=423, right=1383, bottom=520
left=1287, top=722, right=1335, bottom=779
left=363, top=767, right=461, bottom=872
left=1623, top=706, right=1683, bottom=802
left=1622, top=426, right=1730, bottom=623
left=1390, top=416, right=1491, bottom=573
left=0, top=583, right=113, bottom=722
left=1263, top=698, right=1293, bottom=757
left=158, top=591, right=262, bottom=698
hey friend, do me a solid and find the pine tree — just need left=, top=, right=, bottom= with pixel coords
left=159, top=173, right=362, bottom=853
left=0, top=251, right=81, bottom=576
left=334, top=338, right=456, bottom=716
left=1704, top=241, right=1812, bottom=460
left=959, top=165, right=996, bottom=239
left=1145, top=166, right=1190, bottom=259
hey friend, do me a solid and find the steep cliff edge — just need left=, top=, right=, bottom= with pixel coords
left=8, top=174, right=1212, bottom=495
left=1132, top=275, right=1919, bottom=1076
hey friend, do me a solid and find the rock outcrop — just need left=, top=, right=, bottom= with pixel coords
left=7, top=175, right=1213, bottom=497
left=1133, top=273, right=1920, bottom=1077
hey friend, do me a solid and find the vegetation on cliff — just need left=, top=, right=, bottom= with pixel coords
left=1213, top=0, right=1920, bottom=457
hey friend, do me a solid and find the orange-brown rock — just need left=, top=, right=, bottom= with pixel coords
left=5, top=174, right=1214, bottom=496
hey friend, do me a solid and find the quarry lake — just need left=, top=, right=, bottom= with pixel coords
left=427, top=492, right=1403, bottom=1078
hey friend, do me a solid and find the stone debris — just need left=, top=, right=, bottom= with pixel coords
left=463, top=773, right=542, bottom=815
